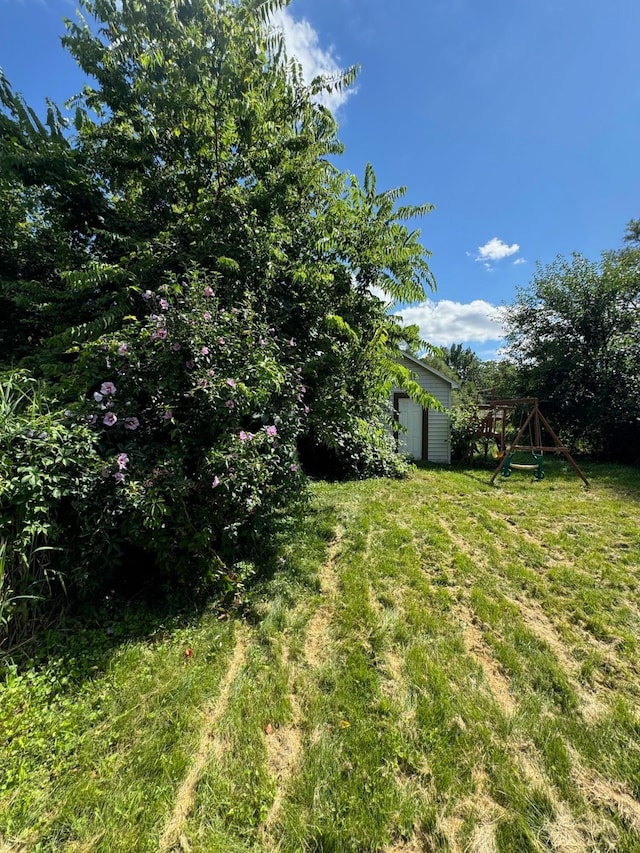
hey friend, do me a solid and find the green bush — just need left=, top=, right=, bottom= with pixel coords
left=303, top=415, right=410, bottom=480
left=0, top=372, right=101, bottom=647
left=449, top=403, right=483, bottom=463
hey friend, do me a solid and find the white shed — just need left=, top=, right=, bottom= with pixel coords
left=391, top=352, right=457, bottom=464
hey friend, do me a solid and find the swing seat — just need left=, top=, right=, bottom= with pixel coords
left=509, top=463, right=539, bottom=471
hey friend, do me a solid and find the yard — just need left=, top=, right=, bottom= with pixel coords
left=1, top=461, right=639, bottom=852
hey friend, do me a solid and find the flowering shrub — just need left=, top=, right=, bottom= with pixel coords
left=72, top=273, right=307, bottom=591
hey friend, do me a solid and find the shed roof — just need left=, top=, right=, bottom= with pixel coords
left=398, top=351, right=459, bottom=389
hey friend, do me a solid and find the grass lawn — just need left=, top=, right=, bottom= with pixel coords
left=1, top=460, right=639, bottom=852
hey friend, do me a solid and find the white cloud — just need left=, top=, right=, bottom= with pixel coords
left=395, top=299, right=505, bottom=346
left=476, top=237, right=520, bottom=263
left=270, top=8, right=353, bottom=112
left=513, top=257, right=527, bottom=265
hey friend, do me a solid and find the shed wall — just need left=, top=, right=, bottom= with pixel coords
left=391, top=357, right=453, bottom=463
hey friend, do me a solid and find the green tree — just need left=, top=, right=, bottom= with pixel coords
left=440, top=343, right=481, bottom=385
left=503, top=233, right=640, bottom=460
left=1, top=0, right=439, bottom=631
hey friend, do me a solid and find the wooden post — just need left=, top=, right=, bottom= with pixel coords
left=536, top=409, right=590, bottom=487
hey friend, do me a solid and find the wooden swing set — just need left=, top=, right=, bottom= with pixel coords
left=475, top=397, right=589, bottom=487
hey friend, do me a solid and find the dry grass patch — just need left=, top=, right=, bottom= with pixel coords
left=159, top=624, right=250, bottom=851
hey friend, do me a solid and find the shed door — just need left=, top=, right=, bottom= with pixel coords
left=397, top=398, right=424, bottom=459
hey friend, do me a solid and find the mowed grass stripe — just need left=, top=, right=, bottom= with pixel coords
left=362, top=492, right=584, bottom=852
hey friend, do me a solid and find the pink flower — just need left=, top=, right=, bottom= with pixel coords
left=208, top=369, right=215, bottom=377
left=198, top=378, right=208, bottom=388
left=172, top=342, right=181, bottom=351
left=159, top=298, right=169, bottom=310
left=304, top=405, right=310, bottom=414
left=163, top=410, right=173, bottom=420
left=151, top=329, right=167, bottom=340
left=87, top=414, right=97, bottom=425
left=204, top=286, right=214, bottom=297
left=93, top=391, right=104, bottom=402
left=290, top=463, right=299, bottom=472
left=186, top=360, right=195, bottom=369
left=124, top=416, right=140, bottom=430
left=212, top=475, right=220, bottom=488
left=226, top=400, right=235, bottom=409
left=288, top=338, right=296, bottom=347
left=203, top=311, right=212, bottom=321
left=218, top=337, right=225, bottom=346
left=114, top=471, right=125, bottom=483
left=258, top=337, right=265, bottom=346
left=231, top=307, right=239, bottom=314
left=100, top=381, right=117, bottom=396
left=201, top=346, right=209, bottom=355
left=103, top=412, right=117, bottom=427
left=266, top=425, right=277, bottom=437
left=226, top=378, right=236, bottom=388
left=142, top=290, right=152, bottom=300
left=118, top=343, right=128, bottom=355
left=117, top=453, right=129, bottom=470
left=239, top=431, right=254, bottom=442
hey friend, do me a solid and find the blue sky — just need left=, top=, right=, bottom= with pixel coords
left=2, top=0, right=640, bottom=358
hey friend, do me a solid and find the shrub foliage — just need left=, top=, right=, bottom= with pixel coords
left=0, top=0, right=437, bottom=641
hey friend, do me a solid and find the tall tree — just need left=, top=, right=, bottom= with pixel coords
left=440, top=343, right=481, bottom=384
left=1, top=0, right=437, bottom=459
left=503, top=231, right=640, bottom=460
left=0, top=0, right=439, bottom=620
